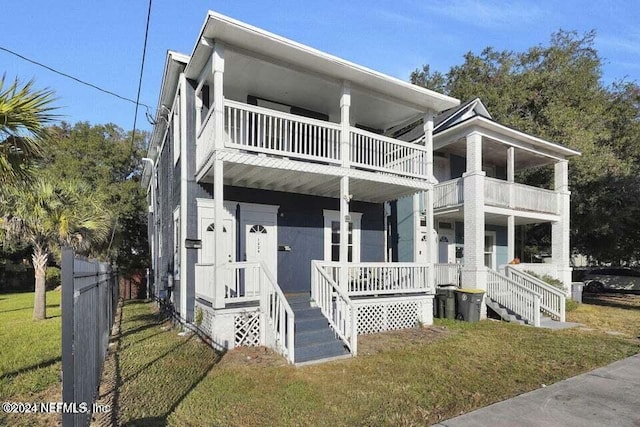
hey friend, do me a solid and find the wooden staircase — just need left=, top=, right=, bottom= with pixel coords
left=287, top=294, right=349, bottom=364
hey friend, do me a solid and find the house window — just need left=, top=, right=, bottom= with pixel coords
left=323, top=210, right=362, bottom=262
left=484, top=231, right=496, bottom=270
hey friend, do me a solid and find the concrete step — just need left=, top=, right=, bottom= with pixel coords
left=486, top=298, right=527, bottom=325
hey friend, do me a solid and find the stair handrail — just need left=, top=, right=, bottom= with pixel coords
left=487, top=269, right=541, bottom=327
left=311, top=260, right=357, bottom=356
left=505, top=266, right=566, bottom=322
left=258, top=260, right=295, bottom=363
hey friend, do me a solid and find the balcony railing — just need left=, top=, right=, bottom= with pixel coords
left=434, top=177, right=558, bottom=215
left=196, top=99, right=429, bottom=179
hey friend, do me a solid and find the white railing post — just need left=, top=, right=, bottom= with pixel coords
left=351, top=304, right=358, bottom=356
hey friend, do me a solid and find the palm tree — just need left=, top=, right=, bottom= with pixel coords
left=0, top=76, right=56, bottom=192
left=2, top=179, right=111, bottom=320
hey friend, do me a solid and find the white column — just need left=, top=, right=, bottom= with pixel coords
left=212, top=41, right=225, bottom=150
left=213, top=159, right=226, bottom=308
left=461, top=132, right=487, bottom=297
left=552, top=160, right=572, bottom=293
left=413, top=193, right=422, bottom=262
left=422, top=110, right=437, bottom=264
left=339, top=176, right=350, bottom=290
left=340, top=81, right=351, bottom=168
left=507, top=146, right=515, bottom=209
left=507, top=215, right=515, bottom=263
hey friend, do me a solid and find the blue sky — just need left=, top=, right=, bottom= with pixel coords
left=2, top=1, right=639, bottom=133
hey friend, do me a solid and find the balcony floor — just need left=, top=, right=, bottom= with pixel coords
left=198, top=149, right=431, bottom=203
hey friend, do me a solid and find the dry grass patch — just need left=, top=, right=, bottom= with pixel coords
left=358, top=325, right=451, bottom=356
left=569, top=293, right=640, bottom=340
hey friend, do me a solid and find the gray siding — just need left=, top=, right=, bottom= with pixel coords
left=395, top=195, right=414, bottom=262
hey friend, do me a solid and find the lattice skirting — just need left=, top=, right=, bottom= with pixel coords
left=356, top=300, right=423, bottom=334
left=234, top=312, right=261, bottom=347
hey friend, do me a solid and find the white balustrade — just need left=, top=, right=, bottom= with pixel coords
left=505, top=266, right=565, bottom=322
left=434, top=263, right=461, bottom=286
left=223, top=262, right=261, bottom=303
left=258, top=261, right=295, bottom=363
left=484, top=177, right=510, bottom=207
left=224, top=99, right=342, bottom=164
left=350, top=128, right=428, bottom=177
left=512, top=183, right=557, bottom=214
left=434, top=178, right=464, bottom=209
left=311, top=261, right=357, bottom=355
left=194, top=263, right=215, bottom=302
left=487, top=269, right=541, bottom=327
left=346, top=263, right=432, bottom=296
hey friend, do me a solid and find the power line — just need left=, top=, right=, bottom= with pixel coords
left=0, top=45, right=153, bottom=111
left=129, top=0, right=154, bottom=155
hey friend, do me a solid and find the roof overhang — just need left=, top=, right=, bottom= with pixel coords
left=142, top=51, right=189, bottom=188
left=185, top=11, right=459, bottom=113
left=434, top=115, right=581, bottom=167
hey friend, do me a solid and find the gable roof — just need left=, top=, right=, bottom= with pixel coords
left=434, top=98, right=491, bottom=131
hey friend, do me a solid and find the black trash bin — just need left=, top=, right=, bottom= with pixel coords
left=436, top=285, right=457, bottom=320
left=455, top=288, right=485, bottom=322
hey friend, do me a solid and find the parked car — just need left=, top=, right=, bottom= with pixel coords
left=583, top=267, right=640, bottom=293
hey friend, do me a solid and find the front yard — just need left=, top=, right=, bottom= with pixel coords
left=2, top=291, right=639, bottom=426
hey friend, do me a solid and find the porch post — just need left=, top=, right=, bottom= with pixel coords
left=339, top=176, right=350, bottom=290
left=507, top=215, right=515, bottom=263
left=552, top=159, right=572, bottom=294
left=462, top=132, right=487, bottom=316
left=340, top=81, right=351, bottom=168
left=213, top=159, right=226, bottom=308
left=212, top=42, right=226, bottom=309
left=507, top=147, right=515, bottom=208
left=213, top=41, right=225, bottom=150
left=422, top=110, right=436, bottom=264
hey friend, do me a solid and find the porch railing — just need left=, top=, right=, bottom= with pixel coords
left=434, top=263, right=461, bottom=286
left=194, top=263, right=215, bottom=302
left=224, top=99, right=342, bottom=164
left=434, top=178, right=464, bottom=209
left=505, top=266, right=565, bottom=322
left=311, top=261, right=357, bottom=355
left=433, top=177, right=558, bottom=215
left=350, top=128, right=428, bottom=178
left=487, top=269, right=541, bottom=327
left=194, top=262, right=261, bottom=305
left=258, top=261, right=295, bottom=363
left=315, top=261, right=434, bottom=296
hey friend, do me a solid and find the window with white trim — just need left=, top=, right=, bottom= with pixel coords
left=323, top=210, right=362, bottom=262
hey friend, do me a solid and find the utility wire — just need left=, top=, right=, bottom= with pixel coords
left=0, top=45, right=153, bottom=112
left=129, top=0, right=154, bottom=156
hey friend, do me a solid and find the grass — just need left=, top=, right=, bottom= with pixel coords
left=101, top=297, right=639, bottom=426
left=0, top=290, right=62, bottom=427
left=2, top=291, right=639, bottom=426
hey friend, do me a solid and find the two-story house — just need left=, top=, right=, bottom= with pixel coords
left=142, top=11, right=580, bottom=365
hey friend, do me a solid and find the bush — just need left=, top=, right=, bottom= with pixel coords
left=45, top=267, right=61, bottom=289
left=525, top=270, right=565, bottom=290
left=566, top=299, right=580, bottom=312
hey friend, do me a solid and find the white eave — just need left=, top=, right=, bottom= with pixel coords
left=434, top=115, right=582, bottom=159
left=184, top=11, right=459, bottom=113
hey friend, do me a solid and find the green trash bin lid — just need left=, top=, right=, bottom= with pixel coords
left=455, top=288, right=485, bottom=294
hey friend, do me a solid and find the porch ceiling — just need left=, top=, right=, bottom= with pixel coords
left=223, top=48, right=425, bottom=130
left=200, top=152, right=428, bottom=203
left=435, top=208, right=558, bottom=226
left=437, top=138, right=556, bottom=170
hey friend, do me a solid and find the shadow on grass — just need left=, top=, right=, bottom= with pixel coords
left=0, top=356, right=61, bottom=380
left=0, top=303, right=61, bottom=314
left=583, top=295, right=640, bottom=312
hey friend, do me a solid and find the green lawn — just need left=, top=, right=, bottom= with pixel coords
left=101, top=298, right=639, bottom=427
left=0, top=291, right=62, bottom=427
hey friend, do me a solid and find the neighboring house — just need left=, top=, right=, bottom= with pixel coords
left=142, top=12, right=580, bottom=364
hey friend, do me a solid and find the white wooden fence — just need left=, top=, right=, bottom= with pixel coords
left=487, top=269, right=541, bottom=327
left=505, top=266, right=565, bottom=322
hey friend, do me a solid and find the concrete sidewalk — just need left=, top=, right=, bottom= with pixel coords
left=434, top=353, right=640, bottom=427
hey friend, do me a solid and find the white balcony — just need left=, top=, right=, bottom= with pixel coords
left=196, top=100, right=429, bottom=181
left=434, top=177, right=558, bottom=215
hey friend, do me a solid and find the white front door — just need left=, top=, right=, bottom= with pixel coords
left=198, top=201, right=236, bottom=265
left=438, top=230, right=455, bottom=263
left=241, top=204, right=278, bottom=284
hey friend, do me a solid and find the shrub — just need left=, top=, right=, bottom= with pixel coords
left=45, top=266, right=61, bottom=289
left=524, top=270, right=565, bottom=290
left=195, top=306, right=203, bottom=326
left=566, top=299, right=580, bottom=312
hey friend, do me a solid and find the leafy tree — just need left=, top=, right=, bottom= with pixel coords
left=0, top=76, right=56, bottom=194
left=41, top=122, right=149, bottom=273
left=411, top=30, right=640, bottom=263
left=2, top=179, right=111, bottom=319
